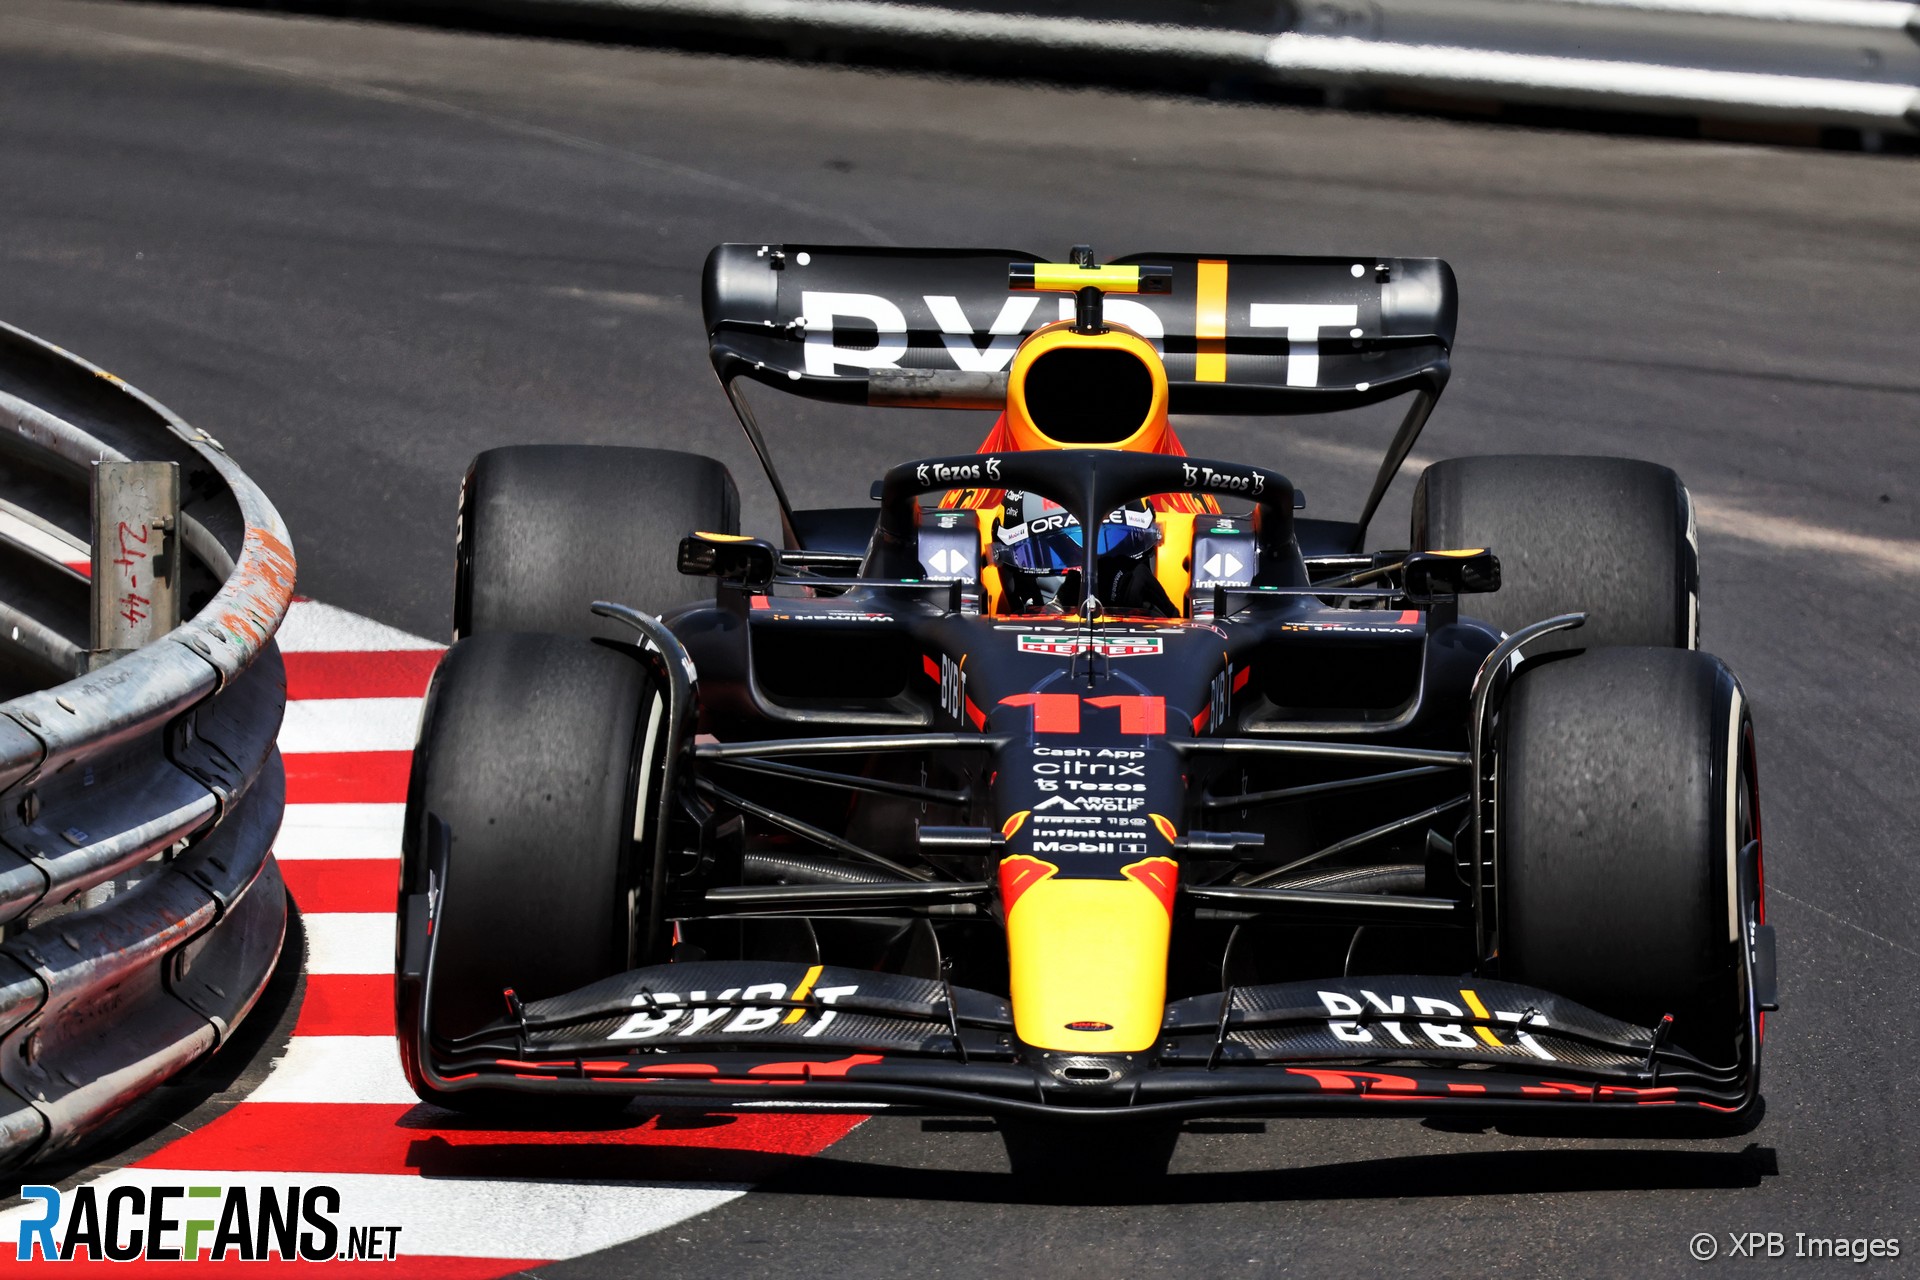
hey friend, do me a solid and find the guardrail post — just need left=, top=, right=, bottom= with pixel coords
left=89, top=461, right=180, bottom=669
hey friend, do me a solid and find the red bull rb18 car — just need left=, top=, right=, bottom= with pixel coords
left=394, top=244, right=1776, bottom=1143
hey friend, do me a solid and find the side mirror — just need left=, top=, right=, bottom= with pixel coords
left=1404, top=548, right=1500, bottom=601
left=678, top=532, right=779, bottom=588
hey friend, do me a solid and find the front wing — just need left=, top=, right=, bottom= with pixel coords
left=406, top=961, right=1757, bottom=1119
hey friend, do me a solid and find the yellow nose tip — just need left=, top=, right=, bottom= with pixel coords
left=1000, top=856, right=1176, bottom=1053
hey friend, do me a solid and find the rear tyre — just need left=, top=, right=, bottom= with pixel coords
left=1412, top=455, right=1697, bottom=651
left=1498, top=646, right=1753, bottom=1061
left=457, top=444, right=739, bottom=640
left=398, top=631, right=671, bottom=1113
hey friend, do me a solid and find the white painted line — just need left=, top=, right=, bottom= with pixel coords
left=280, top=697, right=423, bottom=754
left=277, top=599, right=440, bottom=652
left=542, top=0, right=1264, bottom=60
left=249, top=1035, right=416, bottom=1104
left=1264, top=441, right=1920, bottom=581
left=1696, top=496, right=1920, bottom=577
left=0, top=1167, right=745, bottom=1261
left=274, top=803, right=406, bottom=861
left=304, top=913, right=396, bottom=976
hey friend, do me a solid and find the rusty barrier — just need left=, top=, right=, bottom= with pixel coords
left=0, top=320, right=295, bottom=1169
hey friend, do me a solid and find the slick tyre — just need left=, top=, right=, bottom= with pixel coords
left=398, top=631, right=671, bottom=1112
left=456, top=444, right=739, bottom=640
left=1497, top=646, right=1757, bottom=1062
left=1412, top=455, right=1697, bottom=651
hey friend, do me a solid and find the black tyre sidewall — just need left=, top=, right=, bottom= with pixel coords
left=402, top=632, right=663, bottom=1050
left=1498, top=647, right=1747, bottom=1054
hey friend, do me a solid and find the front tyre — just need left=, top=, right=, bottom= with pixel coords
left=1497, top=646, right=1758, bottom=1065
left=397, top=631, right=671, bottom=1111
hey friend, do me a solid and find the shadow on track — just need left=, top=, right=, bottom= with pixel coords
left=391, top=1102, right=1778, bottom=1207
left=746, top=1140, right=1781, bottom=1207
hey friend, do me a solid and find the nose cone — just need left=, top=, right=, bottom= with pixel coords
left=999, top=853, right=1178, bottom=1053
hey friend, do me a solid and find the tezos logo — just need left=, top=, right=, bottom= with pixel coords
left=1181, top=462, right=1265, bottom=495
left=15, top=1183, right=401, bottom=1263
left=915, top=458, right=1001, bottom=486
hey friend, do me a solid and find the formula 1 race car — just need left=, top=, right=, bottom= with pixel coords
left=395, top=244, right=1776, bottom=1154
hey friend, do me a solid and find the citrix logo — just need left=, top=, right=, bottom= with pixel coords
left=16, top=1183, right=400, bottom=1263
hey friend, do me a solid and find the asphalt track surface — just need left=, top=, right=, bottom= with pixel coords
left=2, top=1, right=1918, bottom=1273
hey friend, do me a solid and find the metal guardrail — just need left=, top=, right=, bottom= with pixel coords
left=375, top=0, right=1920, bottom=134
left=0, top=321, right=294, bottom=1170
left=1281, top=0, right=1920, bottom=132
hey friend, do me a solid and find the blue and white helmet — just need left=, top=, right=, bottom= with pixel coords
left=993, top=492, right=1160, bottom=611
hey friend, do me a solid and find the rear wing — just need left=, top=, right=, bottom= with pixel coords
left=702, top=244, right=1456, bottom=414
left=700, top=243, right=1457, bottom=548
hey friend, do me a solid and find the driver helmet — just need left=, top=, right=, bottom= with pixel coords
left=993, top=492, right=1164, bottom=613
